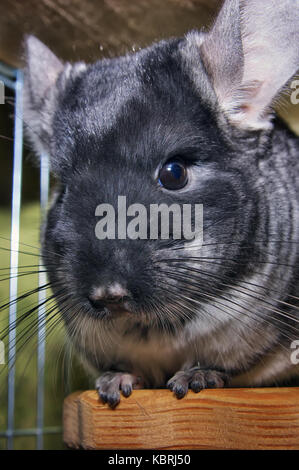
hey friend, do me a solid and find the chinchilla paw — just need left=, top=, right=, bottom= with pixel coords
left=167, top=367, right=230, bottom=399
left=95, top=372, right=143, bottom=408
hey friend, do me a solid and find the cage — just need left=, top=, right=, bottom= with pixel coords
left=0, top=62, right=89, bottom=451
left=0, top=62, right=59, bottom=450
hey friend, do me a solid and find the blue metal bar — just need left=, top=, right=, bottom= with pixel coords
left=7, top=69, right=24, bottom=450
left=36, top=154, right=50, bottom=450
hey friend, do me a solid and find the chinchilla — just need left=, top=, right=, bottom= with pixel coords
left=21, top=0, right=299, bottom=407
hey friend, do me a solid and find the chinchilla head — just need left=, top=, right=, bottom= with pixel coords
left=23, top=0, right=299, bottom=342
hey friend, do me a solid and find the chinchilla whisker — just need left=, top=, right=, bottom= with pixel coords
left=0, top=246, right=43, bottom=258
left=160, top=275, right=294, bottom=352
left=289, top=294, right=299, bottom=301
left=173, top=240, right=299, bottom=251
left=0, top=269, right=59, bottom=283
left=26, top=301, right=73, bottom=358
left=0, top=239, right=71, bottom=263
left=156, top=300, right=184, bottom=333
left=162, top=269, right=299, bottom=344
left=4, top=304, right=59, bottom=363
left=31, top=300, right=74, bottom=355
left=0, top=291, right=64, bottom=341
left=0, top=246, right=66, bottom=263
left=0, top=278, right=68, bottom=312
left=181, top=245, right=295, bottom=261
left=0, top=265, right=68, bottom=279
left=162, top=291, right=199, bottom=325
left=173, top=264, right=290, bottom=346
left=168, top=296, right=267, bottom=355
left=157, top=260, right=299, bottom=315
left=0, top=261, right=71, bottom=271
left=0, top=134, right=14, bottom=142
left=47, top=313, right=79, bottom=393
left=0, top=235, right=41, bottom=250
left=157, top=278, right=271, bottom=350
left=0, top=294, right=56, bottom=331
left=1, top=299, right=73, bottom=385
left=171, top=255, right=298, bottom=270
left=0, top=282, right=53, bottom=312
left=155, top=294, right=193, bottom=332
left=0, top=308, right=58, bottom=379
left=159, top=272, right=257, bottom=326
left=151, top=300, right=172, bottom=333
left=157, top=257, right=298, bottom=295
left=2, top=291, right=71, bottom=356
left=0, top=236, right=73, bottom=261
left=161, top=281, right=269, bottom=358
left=0, top=133, right=32, bottom=149
left=198, top=275, right=299, bottom=335
left=0, top=264, right=58, bottom=271
left=161, top=266, right=299, bottom=328
left=0, top=281, right=68, bottom=327
left=157, top=278, right=232, bottom=328
left=65, top=308, right=108, bottom=369
left=0, top=285, right=54, bottom=314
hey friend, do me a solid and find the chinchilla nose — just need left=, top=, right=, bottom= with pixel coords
left=88, top=283, right=130, bottom=309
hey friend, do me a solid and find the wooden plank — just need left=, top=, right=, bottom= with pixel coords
left=63, top=388, right=299, bottom=450
left=0, top=0, right=297, bottom=130
left=63, top=391, right=84, bottom=449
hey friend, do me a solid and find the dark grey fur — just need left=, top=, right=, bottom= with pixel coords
left=23, top=0, right=299, bottom=406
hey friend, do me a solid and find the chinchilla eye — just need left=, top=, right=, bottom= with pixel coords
left=158, top=159, right=188, bottom=190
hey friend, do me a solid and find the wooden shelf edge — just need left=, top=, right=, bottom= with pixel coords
left=63, top=387, right=299, bottom=450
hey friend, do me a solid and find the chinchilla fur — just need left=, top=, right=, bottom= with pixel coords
left=22, top=0, right=299, bottom=406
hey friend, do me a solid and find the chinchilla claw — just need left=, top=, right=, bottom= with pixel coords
left=167, top=367, right=230, bottom=399
left=95, top=372, right=143, bottom=408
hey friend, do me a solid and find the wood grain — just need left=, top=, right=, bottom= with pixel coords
left=63, top=388, right=299, bottom=450
left=0, top=0, right=220, bottom=67
left=0, top=0, right=298, bottom=130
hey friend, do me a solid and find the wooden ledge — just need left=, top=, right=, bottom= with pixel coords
left=63, top=388, right=299, bottom=450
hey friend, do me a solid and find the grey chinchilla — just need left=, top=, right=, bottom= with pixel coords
left=22, top=0, right=299, bottom=407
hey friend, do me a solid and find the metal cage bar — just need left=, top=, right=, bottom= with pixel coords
left=7, top=67, right=23, bottom=451
left=36, top=153, right=50, bottom=450
left=0, top=62, right=61, bottom=449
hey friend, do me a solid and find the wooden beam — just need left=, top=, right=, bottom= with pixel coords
left=0, top=0, right=297, bottom=129
left=0, top=0, right=219, bottom=67
left=63, top=388, right=299, bottom=450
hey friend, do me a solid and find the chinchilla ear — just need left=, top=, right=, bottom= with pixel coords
left=198, top=0, right=299, bottom=130
left=23, top=36, right=65, bottom=156
left=23, top=35, right=86, bottom=159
